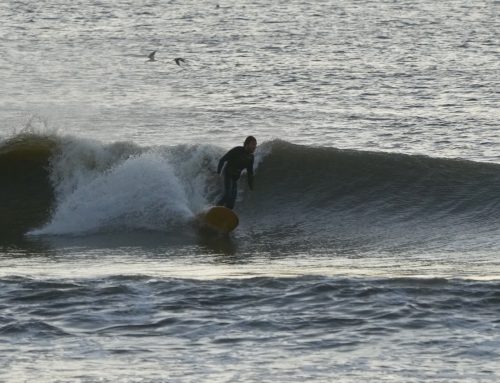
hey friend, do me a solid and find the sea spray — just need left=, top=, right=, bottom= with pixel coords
left=32, top=152, right=193, bottom=235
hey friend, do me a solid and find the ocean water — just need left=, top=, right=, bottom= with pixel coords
left=1, top=0, right=499, bottom=382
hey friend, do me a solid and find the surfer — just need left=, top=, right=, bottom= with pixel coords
left=216, top=136, right=257, bottom=209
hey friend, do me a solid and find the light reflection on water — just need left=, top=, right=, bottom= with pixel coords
left=1, top=0, right=498, bottom=163
left=2, top=236, right=499, bottom=281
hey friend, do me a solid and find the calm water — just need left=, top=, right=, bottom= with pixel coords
left=1, top=0, right=499, bottom=382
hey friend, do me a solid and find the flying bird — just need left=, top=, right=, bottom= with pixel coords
left=174, top=57, right=186, bottom=66
left=147, top=51, right=157, bottom=62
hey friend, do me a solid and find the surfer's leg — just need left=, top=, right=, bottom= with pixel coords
left=226, top=178, right=238, bottom=209
left=216, top=194, right=226, bottom=206
left=217, top=174, right=232, bottom=207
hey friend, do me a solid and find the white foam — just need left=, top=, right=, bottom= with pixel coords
left=32, top=151, right=194, bottom=235
left=48, top=135, right=141, bottom=200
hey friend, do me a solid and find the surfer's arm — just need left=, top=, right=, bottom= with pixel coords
left=217, top=156, right=226, bottom=174
left=247, top=157, right=254, bottom=190
left=217, top=151, right=230, bottom=174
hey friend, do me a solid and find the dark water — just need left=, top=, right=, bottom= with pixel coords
left=1, top=275, right=499, bottom=382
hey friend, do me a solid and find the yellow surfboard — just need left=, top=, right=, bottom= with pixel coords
left=199, top=206, right=239, bottom=234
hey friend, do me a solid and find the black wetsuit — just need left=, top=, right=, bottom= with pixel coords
left=216, top=146, right=254, bottom=209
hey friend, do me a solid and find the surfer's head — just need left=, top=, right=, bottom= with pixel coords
left=244, top=136, right=257, bottom=154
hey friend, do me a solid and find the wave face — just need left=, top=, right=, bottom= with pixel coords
left=2, top=134, right=500, bottom=249
left=239, top=141, right=500, bottom=251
